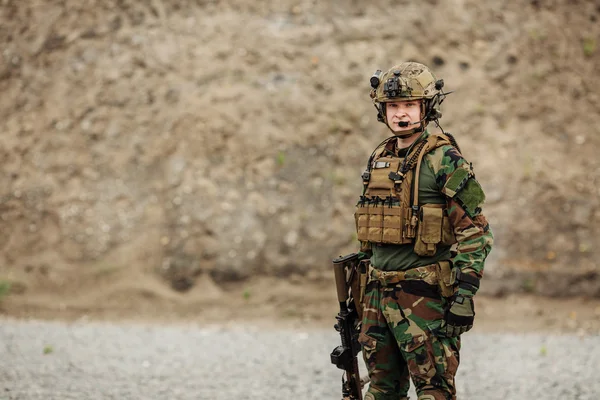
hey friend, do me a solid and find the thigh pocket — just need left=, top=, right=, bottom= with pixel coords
left=439, top=336, right=460, bottom=382
left=402, top=335, right=436, bottom=387
left=358, top=332, right=378, bottom=368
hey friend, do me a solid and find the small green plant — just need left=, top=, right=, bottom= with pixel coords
left=522, top=154, right=534, bottom=179
left=539, top=345, right=547, bottom=356
left=528, top=28, right=547, bottom=41
left=521, top=278, right=536, bottom=293
left=281, top=307, right=301, bottom=318
left=242, top=289, right=251, bottom=300
left=94, top=264, right=120, bottom=278
left=472, top=104, right=485, bottom=116
left=328, top=171, right=346, bottom=186
left=583, top=38, right=596, bottom=57
left=529, top=68, right=548, bottom=85
left=276, top=151, right=286, bottom=166
left=0, top=281, right=11, bottom=301
left=579, top=243, right=590, bottom=253
left=43, top=345, right=54, bottom=355
left=328, top=121, right=341, bottom=134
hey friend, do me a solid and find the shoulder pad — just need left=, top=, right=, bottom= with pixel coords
left=429, top=133, right=453, bottom=147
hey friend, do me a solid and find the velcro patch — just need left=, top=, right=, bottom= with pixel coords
left=442, top=168, right=471, bottom=198
left=455, top=178, right=486, bottom=217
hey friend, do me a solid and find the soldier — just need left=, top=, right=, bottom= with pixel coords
left=355, top=62, right=493, bottom=400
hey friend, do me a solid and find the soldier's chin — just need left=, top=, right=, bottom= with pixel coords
left=391, top=125, right=411, bottom=133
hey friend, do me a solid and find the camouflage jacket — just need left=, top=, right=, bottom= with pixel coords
left=425, top=143, right=494, bottom=297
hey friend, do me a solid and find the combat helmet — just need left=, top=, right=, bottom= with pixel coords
left=369, top=62, right=447, bottom=137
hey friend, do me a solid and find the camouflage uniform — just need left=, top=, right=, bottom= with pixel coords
left=357, top=63, right=493, bottom=400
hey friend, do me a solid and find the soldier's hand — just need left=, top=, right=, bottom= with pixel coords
left=439, top=295, right=475, bottom=337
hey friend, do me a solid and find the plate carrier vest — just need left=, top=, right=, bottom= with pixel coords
left=355, top=134, right=457, bottom=256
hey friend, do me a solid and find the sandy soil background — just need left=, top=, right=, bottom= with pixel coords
left=1, top=0, right=600, bottom=329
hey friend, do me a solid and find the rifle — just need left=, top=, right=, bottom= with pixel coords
left=330, top=253, right=369, bottom=400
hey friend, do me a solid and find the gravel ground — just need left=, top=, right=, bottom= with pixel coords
left=1, top=319, right=599, bottom=400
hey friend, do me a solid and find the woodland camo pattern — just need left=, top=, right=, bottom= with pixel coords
left=359, top=141, right=492, bottom=400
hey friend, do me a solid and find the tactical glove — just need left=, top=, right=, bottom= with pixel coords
left=439, top=294, right=475, bottom=337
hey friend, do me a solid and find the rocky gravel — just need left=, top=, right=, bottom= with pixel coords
left=1, top=318, right=599, bottom=400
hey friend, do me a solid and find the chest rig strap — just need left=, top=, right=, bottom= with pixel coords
left=409, top=134, right=450, bottom=235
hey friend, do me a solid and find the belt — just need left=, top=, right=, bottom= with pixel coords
left=369, top=263, right=440, bottom=286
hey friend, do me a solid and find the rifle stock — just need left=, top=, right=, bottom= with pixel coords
left=330, top=253, right=364, bottom=400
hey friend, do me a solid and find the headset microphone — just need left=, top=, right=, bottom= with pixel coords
left=397, top=120, right=422, bottom=128
left=397, top=114, right=430, bottom=128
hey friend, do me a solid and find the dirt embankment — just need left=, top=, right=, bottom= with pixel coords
left=1, top=0, right=600, bottom=319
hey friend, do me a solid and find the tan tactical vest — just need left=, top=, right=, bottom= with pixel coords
left=355, top=134, right=457, bottom=256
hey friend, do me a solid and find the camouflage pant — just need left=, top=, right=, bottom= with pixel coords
left=359, top=279, right=461, bottom=400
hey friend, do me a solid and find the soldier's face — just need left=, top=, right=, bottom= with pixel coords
left=385, top=100, right=422, bottom=133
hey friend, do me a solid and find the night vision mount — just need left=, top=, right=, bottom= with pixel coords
left=370, top=69, right=408, bottom=98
